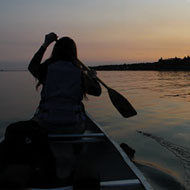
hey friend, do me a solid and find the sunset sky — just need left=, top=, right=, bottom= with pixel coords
left=1, top=0, right=190, bottom=69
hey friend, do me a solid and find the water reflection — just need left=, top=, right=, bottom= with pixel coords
left=0, top=71, right=40, bottom=122
left=135, top=161, right=184, bottom=190
left=156, top=72, right=190, bottom=100
left=138, top=131, right=190, bottom=190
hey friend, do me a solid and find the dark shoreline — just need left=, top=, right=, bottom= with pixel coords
left=91, top=56, right=190, bottom=71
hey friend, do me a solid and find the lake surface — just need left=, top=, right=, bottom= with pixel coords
left=0, top=70, right=190, bottom=189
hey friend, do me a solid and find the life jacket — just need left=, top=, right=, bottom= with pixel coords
left=34, top=61, right=85, bottom=126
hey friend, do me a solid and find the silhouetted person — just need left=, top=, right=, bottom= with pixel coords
left=28, top=32, right=101, bottom=134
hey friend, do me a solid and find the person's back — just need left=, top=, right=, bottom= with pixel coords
left=35, top=60, right=85, bottom=133
left=41, top=61, right=82, bottom=103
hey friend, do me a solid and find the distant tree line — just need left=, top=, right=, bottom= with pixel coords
left=91, top=56, right=190, bottom=71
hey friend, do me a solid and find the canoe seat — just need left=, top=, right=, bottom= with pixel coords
left=48, top=133, right=105, bottom=143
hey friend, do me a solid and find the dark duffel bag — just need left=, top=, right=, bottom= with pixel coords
left=0, top=120, right=56, bottom=188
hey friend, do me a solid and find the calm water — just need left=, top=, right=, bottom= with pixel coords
left=0, top=70, right=190, bottom=189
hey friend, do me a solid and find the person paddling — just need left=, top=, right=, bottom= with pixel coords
left=28, top=32, right=101, bottom=134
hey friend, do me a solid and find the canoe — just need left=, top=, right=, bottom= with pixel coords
left=0, top=114, right=153, bottom=190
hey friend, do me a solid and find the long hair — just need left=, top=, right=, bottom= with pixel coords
left=36, top=37, right=78, bottom=88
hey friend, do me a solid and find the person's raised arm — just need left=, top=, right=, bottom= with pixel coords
left=28, top=32, right=58, bottom=79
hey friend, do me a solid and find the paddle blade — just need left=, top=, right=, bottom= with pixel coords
left=108, top=88, right=137, bottom=118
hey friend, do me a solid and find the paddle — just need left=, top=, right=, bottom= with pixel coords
left=77, top=59, right=137, bottom=118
